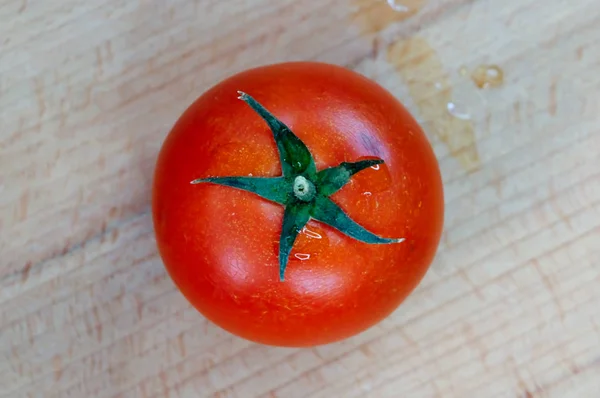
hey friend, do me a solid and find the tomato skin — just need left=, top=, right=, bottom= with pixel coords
left=152, top=62, right=444, bottom=347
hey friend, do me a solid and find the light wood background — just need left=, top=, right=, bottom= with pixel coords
left=2, top=0, right=600, bottom=397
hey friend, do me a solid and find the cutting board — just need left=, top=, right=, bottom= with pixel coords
left=2, top=0, right=600, bottom=397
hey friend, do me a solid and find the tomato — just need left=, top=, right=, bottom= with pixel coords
left=152, top=62, right=444, bottom=347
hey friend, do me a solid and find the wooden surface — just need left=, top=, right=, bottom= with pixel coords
left=2, top=0, right=600, bottom=397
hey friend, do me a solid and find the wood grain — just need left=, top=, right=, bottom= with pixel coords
left=2, top=0, right=600, bottom=397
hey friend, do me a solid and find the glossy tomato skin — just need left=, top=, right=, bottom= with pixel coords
left=152, top=62, right=444, bottom=347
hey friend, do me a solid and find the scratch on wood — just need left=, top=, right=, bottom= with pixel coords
left=111, top=228, right=119, bottom=243
left=98, top=154, right=106, bottom=170
left=177, top=332, right=186, bottom=356
left=570, top=364, right=581, bottom=374
left=21, top=261, right=32, bottom=283
left=140, top=382, right=149, bottom=398
left=92, top=306, right=102, bottom=342
left=59, top=98, right=67, bottom=127
left=549, top=78, right=558, bottom=116
left=125, top=137, right=135, bottom=152
left=106, top=40, right=114, bottom=61
left=359, top=345, right=375, bottom=358
left=109, top=206, right=119, bottom=218
left=135, top=294, right=144, bottom=319
left=159, top=370, right=169, bottom=393
left=53, top=355, right=63, bottom=381
left=532, top=259, right=565, bottom=321
left=71, top=208, right=80, bottom=225
left=370, top=36, right=381, bottom=60
left=459, top=268, right=484, bottom=300
left=310, top=347, right=325, bottom=361
left=96, top=46, right=104, bottom=77
left=490, top=171, right=506, bottom=196
left=60, top=239, right=71, bottom=255
left=549, top=181, right=572, bottom=228
left=83, top=84, right=93, bottom=109
left=34, top=77, right=46, bottom=117
left=399, top=328, right=417, bottom=345
left=18, top=190, right=30, bottom=220
left=513, top=101, right=521, bottom=123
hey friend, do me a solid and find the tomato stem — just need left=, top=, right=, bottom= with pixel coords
left=292, top=176, right=316, bottom=202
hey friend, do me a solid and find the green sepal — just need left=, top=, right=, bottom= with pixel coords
left=191, top=176, right=290, bottom=205
left=316, top=159, right=384, bottom=196
left=238, top=91, right=317, bottom=178
left=311, top=195, right=402, bottom=244
left=279, top=203, right=311, bottom=281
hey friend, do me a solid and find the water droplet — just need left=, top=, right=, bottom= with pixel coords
left=297, top=162, right=302, bottom=168
left=471, top=64, right=504, bottom=89
left=363, top=191, right=372, bottom=196
left=294, top=253, right=311, bottom=261
left=294, top=224, right=329, bottom=256
left=353, top=0, right=425, bottom=34
left=386, top=0, right=409, bottom=12
left=302, top=227, right=322, bottom=239
left=248, top=173, right=253, bottom=176
left=447, top=101, right=471, bottom=120
left=370, top=164, right=380, bottom=171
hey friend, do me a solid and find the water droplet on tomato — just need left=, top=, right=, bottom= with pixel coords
left=302, top=227, right=322, bottom=239
left=294, top=224, right=329, bottom=261
left=387, top=0, right=409, bottom=12
left=370, top=164, right=380, bottom=171
left=363, top=191, right=372, bottom=196
left=447, top=101, right=471, bottom=120
left=294, top=253, right=311, bottom=261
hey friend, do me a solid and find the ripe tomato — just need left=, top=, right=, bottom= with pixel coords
left=152, top=62, right=444, bottom=347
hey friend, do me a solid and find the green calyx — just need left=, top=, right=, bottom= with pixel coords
left=191, top=91, right=404, bottom=281
left=292, top=175, right=316, bottom=202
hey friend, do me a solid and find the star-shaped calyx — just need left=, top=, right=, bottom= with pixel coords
left=191, top=91, right=404, bottom=281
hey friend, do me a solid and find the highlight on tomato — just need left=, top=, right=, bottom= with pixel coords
left=152, top=62, right=444, bottom=347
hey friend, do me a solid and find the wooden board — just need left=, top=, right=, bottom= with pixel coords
left=2, top=0, right=600, bottom=396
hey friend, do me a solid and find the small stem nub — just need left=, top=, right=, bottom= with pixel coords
left=293, top=175, right=316, bottom=202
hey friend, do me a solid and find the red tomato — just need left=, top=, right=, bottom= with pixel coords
left=152, top=62, right=444, bottom=347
